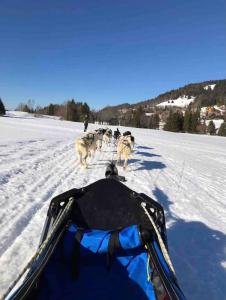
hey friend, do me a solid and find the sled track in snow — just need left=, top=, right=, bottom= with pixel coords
left=1, top=126, right=226, bottom=300
left=0, top=142, right=75, bottom=256
left=0, top=140, right=117, bottom=296
left=0, top=141, right=115, bottom=258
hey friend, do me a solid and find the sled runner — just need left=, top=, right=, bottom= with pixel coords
left=5, top=170, right=186, bottom=300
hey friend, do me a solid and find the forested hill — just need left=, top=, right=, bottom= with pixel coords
left=99, top=79, right=226, bottom=114
left=134, top=79, right=226, bottom=108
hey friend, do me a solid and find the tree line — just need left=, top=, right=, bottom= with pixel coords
left=1, top=96, right=226, bottom=136
left=16, top=99, right=91, bottom=122
left=0, top=98, right=6, bottom=115
left=163, top=109, right=226, bottom=136
left=95, top=105, right=160, bottom=129
left=135, top=79, right=226, bottom=108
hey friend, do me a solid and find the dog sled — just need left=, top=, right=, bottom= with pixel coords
left=4, top=166, right=186, bottom=300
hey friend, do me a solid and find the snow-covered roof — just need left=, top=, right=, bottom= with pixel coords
left=156, top=95, right=195, bottom=108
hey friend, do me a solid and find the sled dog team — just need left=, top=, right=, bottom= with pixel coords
left=75, top=128, right=135, bottom=170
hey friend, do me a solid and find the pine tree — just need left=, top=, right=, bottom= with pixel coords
left=81, top=102, right=90, bottom=118
left=218, top=122, right=226, bottom=136
left=164, top=111, right=173, bottom=131
left=132, top=106, right=143, bottom=128
left=0, top=98, right=6, bottom=115
left=149, top=113, right=160, bottom=129
left=191, top=111, right=200, bottom=133
left=173, top=112, right=184, bottom=132
left=207, top=120, right=216, bottom=135
left=183, top=110, right=192, bottom=132
left=164, top=111, right=183, bottom=132
left=153, top=113, right=160, bottom=129
left=183, top=110, right=200, bottom=133
left=48, top=103, right=55, bottom=116
left=66, top=100, right=78, bottom=121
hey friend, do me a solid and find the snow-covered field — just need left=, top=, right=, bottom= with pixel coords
left=0, top=112, right=226, bottom=300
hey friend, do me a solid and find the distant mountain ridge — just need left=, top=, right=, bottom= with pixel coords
left=99, top=79, right=226, bottom=113
left=133, top=79, right=226, bottom=108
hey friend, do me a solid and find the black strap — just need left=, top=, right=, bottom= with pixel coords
left=71, top=229, right=84, bottom=279
left=106, top=230, right=121, bottom=270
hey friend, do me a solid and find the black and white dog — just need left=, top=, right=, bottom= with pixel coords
left=94, top=128, right=106, bottom=150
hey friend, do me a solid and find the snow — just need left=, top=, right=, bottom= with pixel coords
left=145, top=112, right=154, bottom=116
left=157, top=95, right=195, bottom=108
left=214, top=105, right=226, bottom=114
left=1, top=111, right=226, bottom=300
left=200, top=106, right=226, bottom=118
left=201, top=106, right=226, bottom=114
left=204, top=84, right=216, bottom=90
left=200, top=106, right=207, bottom=116
left=205, top=119, right=224, bottom=131
left=5, top=110, right=62, bottom=120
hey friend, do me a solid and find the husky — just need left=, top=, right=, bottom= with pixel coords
left=103, top=128, right=112, bottom=145
left=119, top=132, right=135, bottom=150
left=123, top=131, right=131, bottom=137
left=116, top=135, right=134, bottom=170
left=75, top=132, right=98, bottom=168
left=113, top=128, right=121, bottom=145
left=95, top=128, right=105, bottom=151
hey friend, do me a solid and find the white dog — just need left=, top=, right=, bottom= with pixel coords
left=75, top=132, right=98, bottom=168
left=95, top=128, right=105, bottom=151
left=116, top=135, right=134, bottom=170
left=103, top=128, right=112, bottom=145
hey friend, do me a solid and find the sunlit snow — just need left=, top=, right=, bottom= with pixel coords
left=204, top=84, right=216, bottom=90
left=157, top=95, right=195, bottom=108
left=0, top=111, right=226, bottom=300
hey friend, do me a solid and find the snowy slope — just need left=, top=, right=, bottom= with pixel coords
left=0, top=112, right=226, bottom=300
left=156, top=95, right=195, bottom=108
left=204, top=84, right=216, bottom=90
left=205, top=119, right=224, bottom=131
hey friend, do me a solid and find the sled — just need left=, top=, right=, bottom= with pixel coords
left=5, top=173, right=186, bottom=300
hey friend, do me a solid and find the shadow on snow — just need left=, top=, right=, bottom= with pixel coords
left=133, top=160, right=166, bottom=171
left=153, top=187, right=226, bottom=300
left=136, top=146, right=153, bottom=150
left=135, top=151, right=161, bottom=158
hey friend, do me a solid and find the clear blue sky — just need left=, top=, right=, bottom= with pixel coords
left=0, top=0, right=225, bottom=110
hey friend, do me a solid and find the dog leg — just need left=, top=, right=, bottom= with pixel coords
left=116, top=153, right=121, bottom=166
left=83, top=154, right=88, bottom=169
left=123, top=157, right=128, bottom=171
left=97, top=140, right=100, bottom=151
left=99, top=140, right=102, bottom=150
left=90, top=149, right=95, bottom=158
left=79, top=153, right=83, bottom=166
